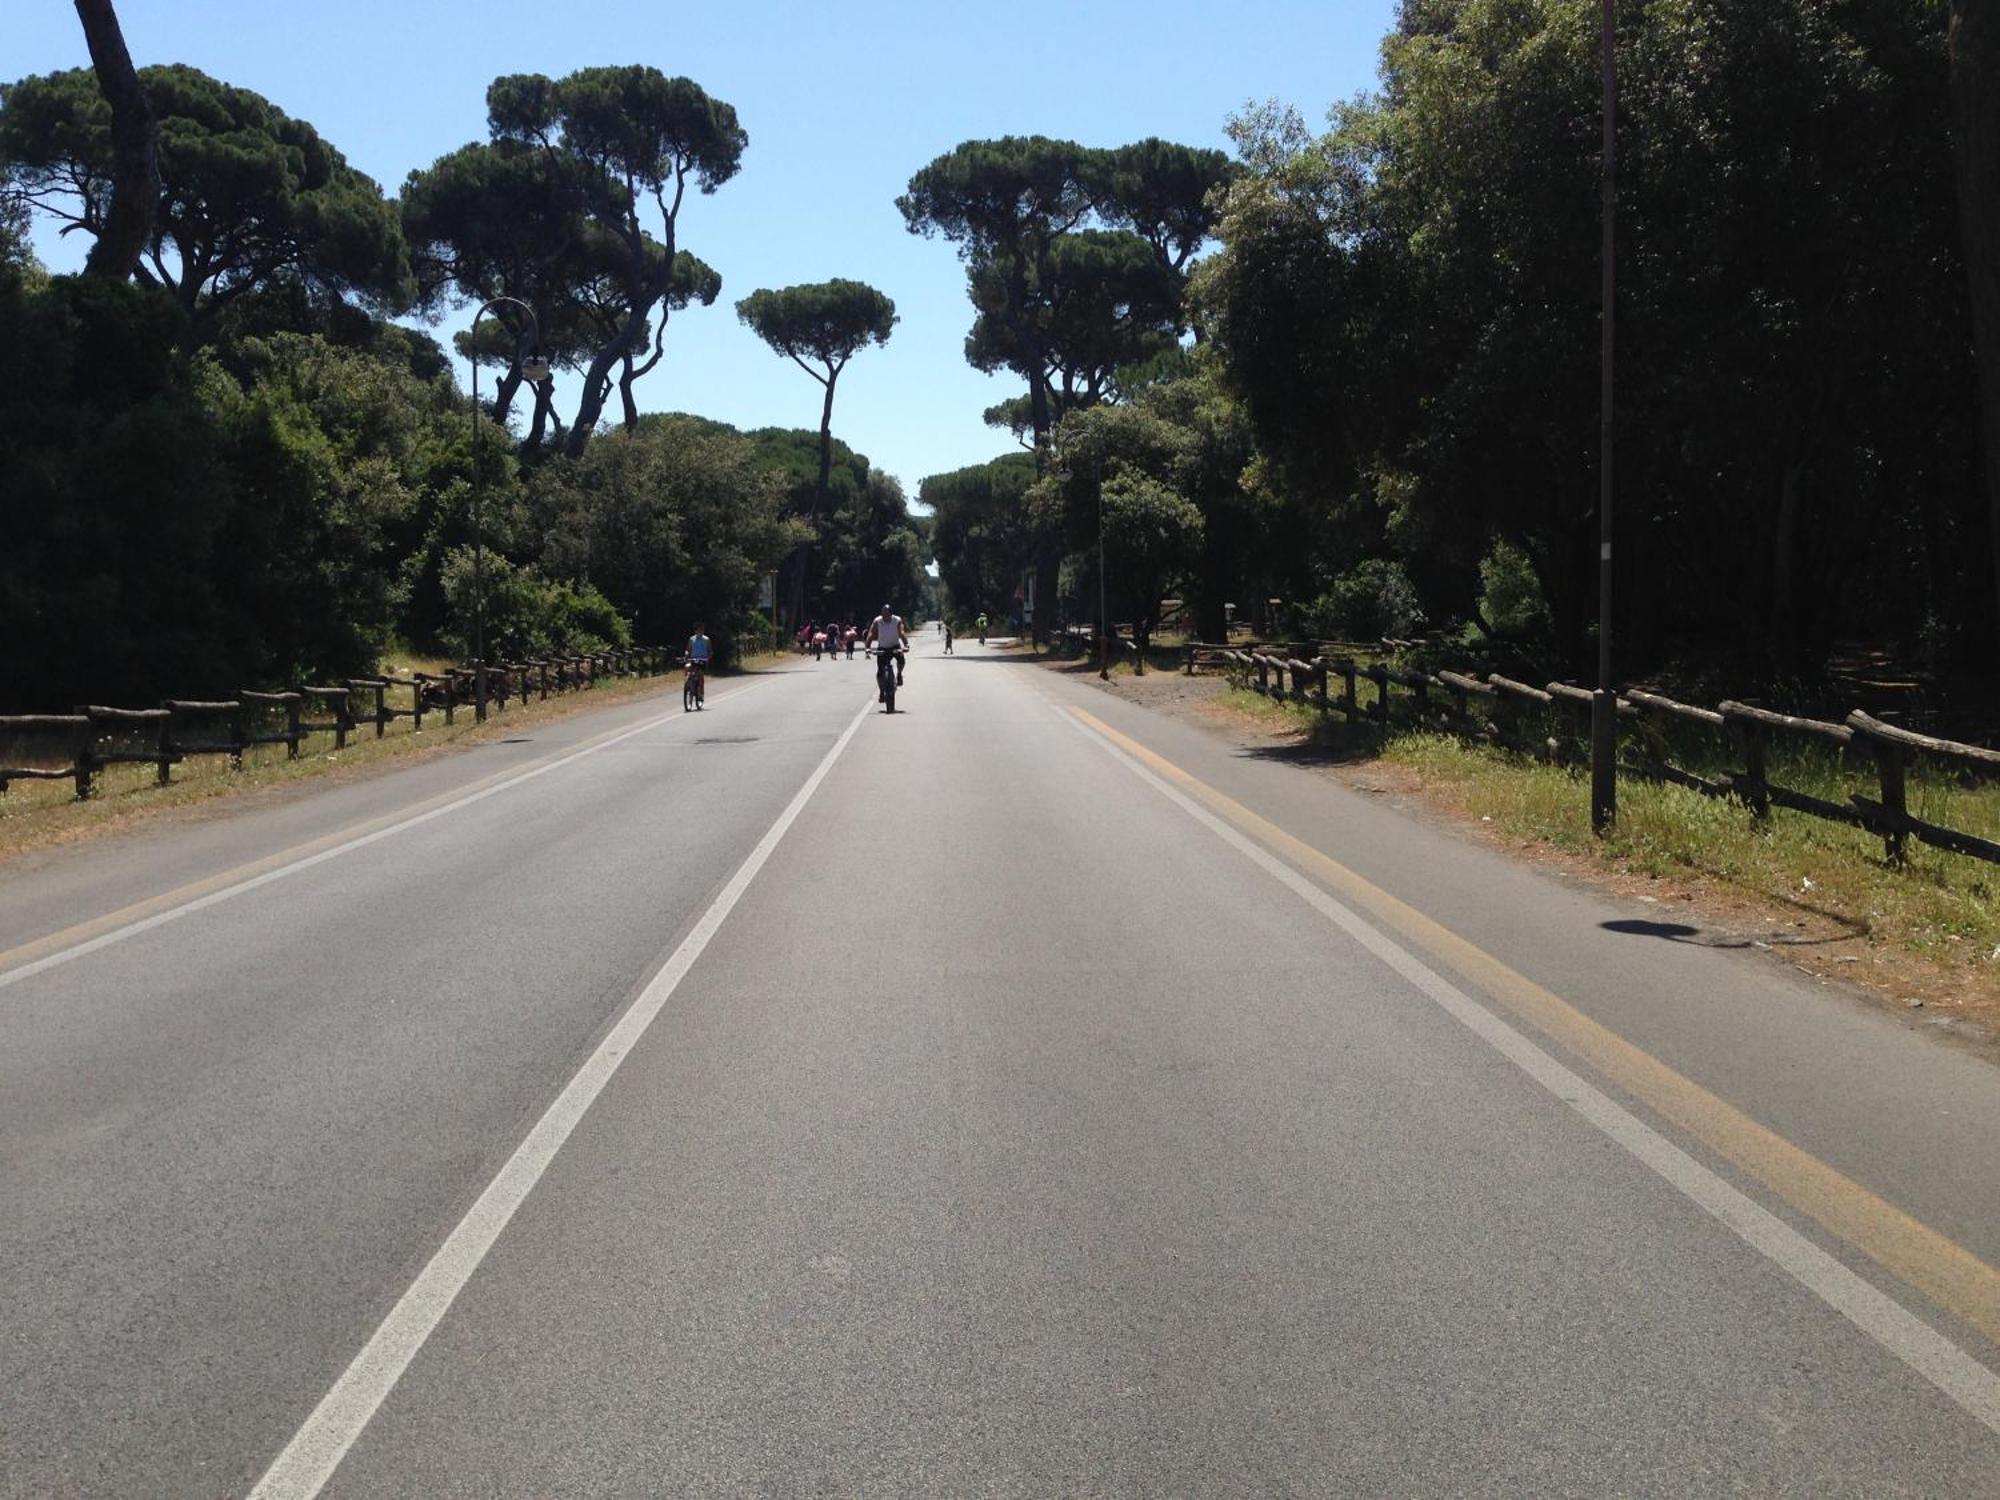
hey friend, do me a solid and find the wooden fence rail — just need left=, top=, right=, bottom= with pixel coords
left=0, top=648, right=672, bottom=802
left=1182, top=641, right=2000, bottom=870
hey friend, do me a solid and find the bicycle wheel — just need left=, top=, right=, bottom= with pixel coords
left=683, top=676, right=696, bottom=712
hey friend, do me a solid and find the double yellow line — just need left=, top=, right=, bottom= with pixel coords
left=1067, top=704, right=2000, bottom=1351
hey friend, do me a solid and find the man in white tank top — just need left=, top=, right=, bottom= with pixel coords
left=865, top=604, right=907, bottom=686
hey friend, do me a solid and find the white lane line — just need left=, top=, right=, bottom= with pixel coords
left=0, top=681, right=770, bottom=994
left=1059, top=706, right=2000, bottom=1440
left=247, top=691, right=877, bottom=1500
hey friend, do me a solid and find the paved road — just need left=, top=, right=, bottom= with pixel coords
left=4, top=635, right=2000, bottom=1496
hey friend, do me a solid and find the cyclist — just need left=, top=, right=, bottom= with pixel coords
left=976, top=612, right=988, bottom=644
left=683, top=623, right=712, bottom=711
left=864, top=603, right=907, bottom=695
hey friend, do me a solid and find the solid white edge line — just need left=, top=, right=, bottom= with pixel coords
left=1057, top=704, right=2000, bottom=1440
left=0, top=681, right=769, bottom=994
left=246, top=690, right=877, bottom=1500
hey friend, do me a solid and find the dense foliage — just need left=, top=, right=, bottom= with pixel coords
left=1, top=64, right=412, bottom=326
left=1, top=41, right=929, bottom=710
left=901, top=134, right=1232, bottom=638
left=916, top=2, right=1991, bottom=685
left=736, top=279, right=899, bottom=625
left=1192, top=0, right=1982, bottom=676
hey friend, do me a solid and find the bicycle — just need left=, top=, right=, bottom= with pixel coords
left=682, top=657, right=706, bottom=712
left=866, top=648, right=897, bottom=714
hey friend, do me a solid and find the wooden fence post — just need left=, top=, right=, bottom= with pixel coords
left=230, top=698, right=247, bottom=770
left=285, top=695, right=303, bottom=758
left=1367, top=664, right=1390, bottom=723
left=156, top=712, right=173, bottom=785
left=1315, top=658, right=1330, bottom=716
left=1720, top=703, right=1770, bottom=819
left=1867, top=730, right=1909, bottom=866
left=71, top=711, right=96, bottom=800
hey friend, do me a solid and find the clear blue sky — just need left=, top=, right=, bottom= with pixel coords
left=14, top=0, right=1397, bottom=501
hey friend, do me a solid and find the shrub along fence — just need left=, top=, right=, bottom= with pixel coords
left=1188, top=642, right=2000, bottom=870
left=0, top=650, right=672, bottom=801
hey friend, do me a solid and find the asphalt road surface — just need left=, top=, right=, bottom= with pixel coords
left=5, top=633, right=2000, bottom=1496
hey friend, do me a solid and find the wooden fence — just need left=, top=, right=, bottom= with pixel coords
left=1058, top=623, right=1143, bottom=660
left=0, top=649, right=671, bottom=801
left=1187, top=642, right=2000, bottom=869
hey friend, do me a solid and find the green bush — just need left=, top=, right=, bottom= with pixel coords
left=439, top=548, right=632, bottom=659
left=1477, top=540, right=1550, bottom=639
left=1303, top=559, right=1426, bottom=640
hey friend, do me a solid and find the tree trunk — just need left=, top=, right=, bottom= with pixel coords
left=492, top=366, right=523, bottom=427
left=784, top=371, right=841, bottom=637
left=1027, top=368, right=1058, bottom=649
left=563, top=292, right=656, bottom=459
left=815, top=373, right=838, bottom=524
left=1951, top=1, right=2000, bottom=646
left=618, top=351, right=641, bottom=429
left=1194, top=513, right=1235, bottom=644
left=526, top=377, right=555, bottom=452
left=74, top=0, right=157, bottom=283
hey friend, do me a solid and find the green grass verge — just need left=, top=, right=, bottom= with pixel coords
left=1220, top=684, right=2000, bottom=978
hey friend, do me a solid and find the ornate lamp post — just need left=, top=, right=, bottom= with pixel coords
left=468, top=297, right=547, bottom=723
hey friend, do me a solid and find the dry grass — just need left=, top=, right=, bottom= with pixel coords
left=0, top=670, right=691, bottom=865
left=1200, top=681, right=2000, bottom=1031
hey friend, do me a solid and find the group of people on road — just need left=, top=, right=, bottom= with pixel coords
left=797, top=621, right=861, bottom=660
left=684, top=604, right=948, bottom=716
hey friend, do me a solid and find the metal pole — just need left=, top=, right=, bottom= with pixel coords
left=1590, top=0, right=1618, bottom=833
left=1097, top=456, right=1110, bottom=681
left=470, top=335, right=486, bottom=723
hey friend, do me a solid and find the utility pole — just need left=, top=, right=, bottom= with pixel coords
left=1098, top=454, right=1110, bottom=682
left=1590, top=0, right=1619, bottom=833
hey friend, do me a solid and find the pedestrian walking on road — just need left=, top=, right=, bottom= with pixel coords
left=943, top=623, right=954, bottom=655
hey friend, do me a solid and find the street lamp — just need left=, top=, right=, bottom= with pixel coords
left=468, top=296, right=544, bottom=723
left=1590, top=0, right=1618, bottom=833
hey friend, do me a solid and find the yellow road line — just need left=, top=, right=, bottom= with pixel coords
left=0, top=681, right=751, bottom=980
left=1067, top=703, right=2000, bottom=1349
